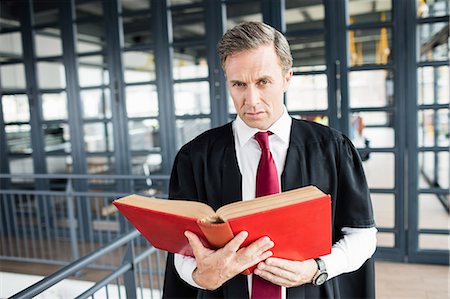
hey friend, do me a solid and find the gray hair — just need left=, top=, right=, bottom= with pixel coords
left=217, top=21, right=293, bottom=74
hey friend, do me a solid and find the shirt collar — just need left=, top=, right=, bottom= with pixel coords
left=234, top=106, right=292, bottom=147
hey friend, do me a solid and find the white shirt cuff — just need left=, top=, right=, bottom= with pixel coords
left=320, top=226, right=377, bottom=280
left=174, top=253, right=205, bottom=289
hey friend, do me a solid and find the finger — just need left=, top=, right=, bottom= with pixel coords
left=256, top=261, right=297, bottom=282
left=253, top=268, right=294, bottom=287
left=265, top=257, right=298, bottom=273
left=243, top=236, right=274, bottom=256
left=185, top=231, right=208, bottom=258
left=223, top=231, right=249, bottom=254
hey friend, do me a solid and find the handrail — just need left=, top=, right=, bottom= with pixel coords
left=9, top=229, right=141, bottom=299
left=0, top=173, right=170, bottom=180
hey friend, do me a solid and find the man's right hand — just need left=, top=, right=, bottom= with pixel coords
left=184, top=230, right=274, bottom=290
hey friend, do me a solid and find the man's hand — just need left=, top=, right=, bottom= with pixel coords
left=253, top=258, right=318, bottom=288
left=185, top=230, right=274, bottom=290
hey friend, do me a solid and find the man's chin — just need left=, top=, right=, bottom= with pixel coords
left=242, top=118, right=270, bottom=130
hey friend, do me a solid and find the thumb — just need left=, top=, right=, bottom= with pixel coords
left=185, top=231, right=207, bottom=258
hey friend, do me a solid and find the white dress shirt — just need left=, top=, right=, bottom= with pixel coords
left=174, top=107, right=377, bottom=297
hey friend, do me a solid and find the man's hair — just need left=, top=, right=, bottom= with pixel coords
left=217, top=21, right=293, bottom=74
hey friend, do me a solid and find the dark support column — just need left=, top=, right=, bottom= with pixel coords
left=60, top=0, right=87, bottom=176
left=206, top=0, right=228, bottom=127
left=152, top=0, right=177, bottom=173
left=262, top=0, right=285, bottom=32
left=324, top=0, right=339, bottom=130
left=20, top=0, right=48, bottom=179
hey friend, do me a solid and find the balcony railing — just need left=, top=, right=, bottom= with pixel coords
left=0, top=173, right=170, bottom=298
left=9, top=229, right=166, bottom=299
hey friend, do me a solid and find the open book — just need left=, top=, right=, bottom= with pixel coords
left=113, top=185, right=331, bottom=273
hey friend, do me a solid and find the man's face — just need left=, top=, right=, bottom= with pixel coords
left=224, top=45, right=292, bottom=130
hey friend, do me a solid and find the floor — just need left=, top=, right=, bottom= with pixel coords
left=375, top=261, right=449, bottom=299
left=1, top=260, right=449, bottom=298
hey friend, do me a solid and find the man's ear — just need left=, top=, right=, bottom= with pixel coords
left=283, top=69, right=293, bottom=92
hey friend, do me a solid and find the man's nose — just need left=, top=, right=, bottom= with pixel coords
left=245, top=85, right=259, bottom=106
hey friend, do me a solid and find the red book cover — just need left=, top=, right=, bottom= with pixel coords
left=113, top=186, right=332, bottom=273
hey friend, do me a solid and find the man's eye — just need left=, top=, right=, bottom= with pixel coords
left=233, top=82, right=245, bottom=87
left=259, top=80, right=269, bottom=85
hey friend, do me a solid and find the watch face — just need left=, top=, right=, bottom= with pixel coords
left=315, top=273, right=328, bottom=286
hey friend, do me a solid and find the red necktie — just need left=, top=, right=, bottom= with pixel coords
left=251, top=131, right=282, bottom=299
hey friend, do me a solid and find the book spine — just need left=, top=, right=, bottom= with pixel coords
left=196, top=220, right=234, bottom=249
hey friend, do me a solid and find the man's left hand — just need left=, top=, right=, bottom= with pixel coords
left=253, top=258, right=318, bottom=287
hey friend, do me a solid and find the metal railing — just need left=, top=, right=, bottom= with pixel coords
left=0, top=173, right=169, bottom=268
left=0, top=173, right=170, bottom=298
left=9, top=229, right=167, bottom=299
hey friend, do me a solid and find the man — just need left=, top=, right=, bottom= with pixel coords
left=163, top=22, right=377, bottom=299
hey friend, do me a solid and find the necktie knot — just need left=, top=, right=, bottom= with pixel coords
left=255, top=131, right=271, bottom=150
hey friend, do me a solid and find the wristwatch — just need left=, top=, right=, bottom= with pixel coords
left=312, top=258, right=328, bottom=286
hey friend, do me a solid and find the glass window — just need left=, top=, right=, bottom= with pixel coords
left=349, top=70, right=394, bottom=108
left=419, top=234, right=449, bottom=250
left=352, top=111, right=395, bottom=148
left=87, top=156, right=115, bottom=175
left=123, top=51, right=156, bottom=83
left=86, top=156, right=115, bottom=175
left=170, top=0, right=204, bottom=6
left=44, top=123, right=69, bottom=153
left=46, top=156, right=72, bottom=174
left=348, top=27, right=392, bottom=66
left=174, top=82, right=210, bottom=116
left=363, top=152, right=395, bottom=188
left=285, top=0, right=324, bottom=31
left=418, top=22, right=449, bottom=62
left=371, top=193, right=395, bottom=228
left=2, top=94, right=30, bottom=123
left=418, top=66, right=449, bottom=105
left=172, top=6, right=205, bottom=42
left=418, top=109, right=449, bottom=148
left=128, top=119, right=160, bottom=151
left=32, top=1, right=60, bottom=25
left=418, top=151, right=449, bottom=189
left=122, top=0, right=151, bottom=12
left=84, top=122, right=114, bottom=152
left=78, top=55, right=109, bottom=87
left=226, top=1, right=262, bottom=29
left=131, top=153, right=162, bottom=176
left=75, top=0, right=103, bottom=18
left=296, top=114, right=329, bottom=126
left=9, top=157, right=34, bottom=174
left=5, top=124, right=32, bottom=154
left=419, top=193, right=450, bottom=231
left=0, top=2, right=21, bottom=29
left=42, top=92, right=68, bottom=121
left=35, top=28, right=63, bottom=57
left=173, top=45, right=208, bottom=80
left=0, top=64, right=26, bottom=89
left=0, top=32, right=23, bottom=62
left=348, top=0, right=392, bottom=24
left=286, top=74, right=328, bottom=111
left=377, top=232, right=395, bottom=247
left=122, top=14, right=152, bottom=48
left=176, top=118, right=210, bottom=149
left=417, top=0, right=450, bottom=18
left=288, top=35, right=326, bottom=71
left=81, top=89, right=111, bottom=119
left=37, top=61, right=66, bottom=89
left=125, top=85, right=158, bottom=117
left=76, top=19, right=105, bottom=53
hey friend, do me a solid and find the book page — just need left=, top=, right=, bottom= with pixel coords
left=216, top=186, right=326, bottom=221
left=115, top=195, right=216, bottom=219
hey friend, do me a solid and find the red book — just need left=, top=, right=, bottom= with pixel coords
left=113, top=185, right=331, bottom=274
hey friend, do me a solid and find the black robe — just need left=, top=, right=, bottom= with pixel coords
left=163, top=119, right=376, bottom=299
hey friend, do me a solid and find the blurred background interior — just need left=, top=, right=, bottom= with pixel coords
left=0, top=0, right=448, bottom=298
